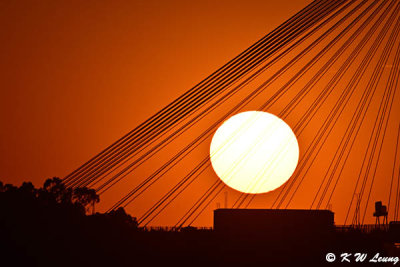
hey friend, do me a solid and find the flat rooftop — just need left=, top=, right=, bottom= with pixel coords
left=214, top=209, right=335, bottom=236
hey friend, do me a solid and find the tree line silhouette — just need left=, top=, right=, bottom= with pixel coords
left=0, top=178, right=215, bottom=267
left=1, top=178, right=397, bottom=266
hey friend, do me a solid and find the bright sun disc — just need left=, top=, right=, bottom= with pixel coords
left=210, top=111, right=299, bottom=194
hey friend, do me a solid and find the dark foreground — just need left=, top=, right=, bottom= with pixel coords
left=0, top=179, right=399, bottom=266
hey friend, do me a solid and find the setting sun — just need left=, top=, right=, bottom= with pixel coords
left=210, top=111, right=299, bottom=194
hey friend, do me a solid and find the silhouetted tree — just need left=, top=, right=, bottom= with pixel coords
left=107, top=207, right=138, bottom=228
left=19, top=181, right=36, bottom=195
left=35, top=177, right=101, bottom=214
left=73, top=187, right=99, bottom=213
left=40, top=177, right=72, bottom=204
left=3, top=183, right=18, bottom=193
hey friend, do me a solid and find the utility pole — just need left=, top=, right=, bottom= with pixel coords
left=353, top=193, right=361, bottom=228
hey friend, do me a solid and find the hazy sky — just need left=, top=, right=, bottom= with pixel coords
left=0, top=0, right=310, bottom=186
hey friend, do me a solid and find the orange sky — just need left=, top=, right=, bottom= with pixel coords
left=0, top=0, right=309, bottom=185
left=2, top=0, right=400, bottom=227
